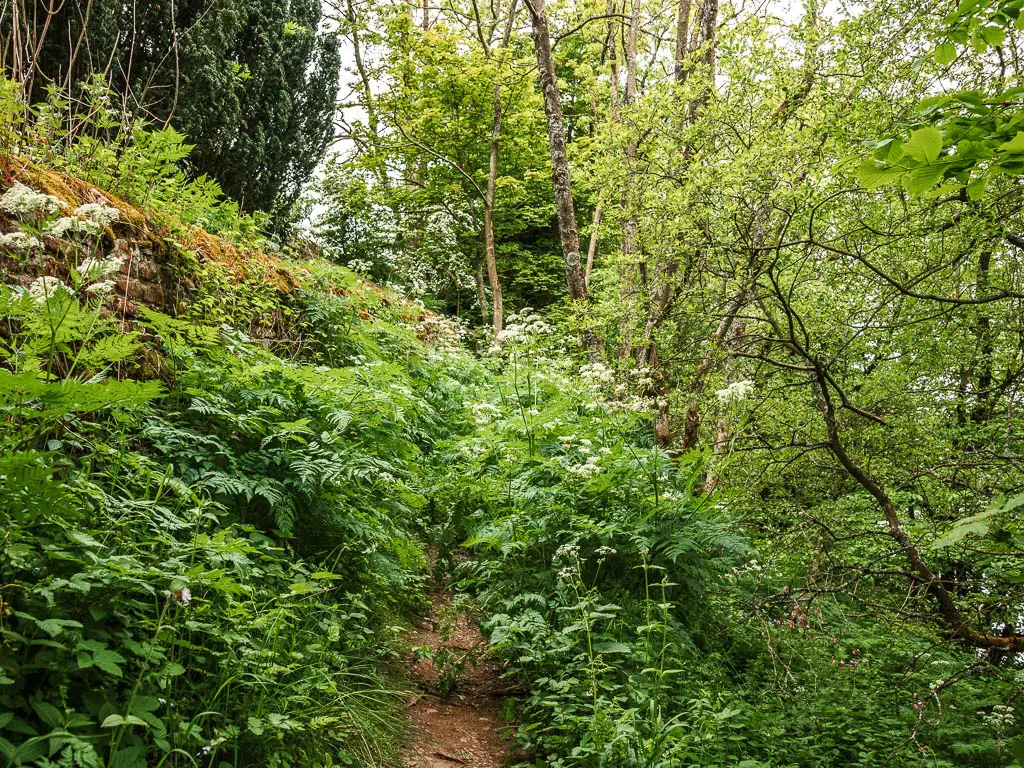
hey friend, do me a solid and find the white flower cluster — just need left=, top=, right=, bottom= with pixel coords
left=46, top=202, right=120, bottom=239
left=594, top=545, right=617, bottom=557
left=580, top=362, right=615, bottom=386
left=465, top=401, right=501, bottom=426
left=715, top=380, right=755, bottom=404
left=78, top=256, right=123, bottom=281
left=85, top=280, right=117, bottom=296
left=411, top=312, right=466, bottom=353
left=347, top=258, right=373, bottom=274
left=567, top=454, right=601, bottom=478
left=75, top=202, right=120, bottom=228
left=554, top=543, right=580, bottom=560
left=26, top=276, right=72, bottom=302
left=0, top=183, right=63, bottom=220
left=491, top=309, right=553, bottom=353
left=0, top=231, right=42, bottom=253
left=982, top=704, right=1015, bottom=730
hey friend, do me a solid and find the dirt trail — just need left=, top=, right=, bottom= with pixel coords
left=400, top=588, right=512, bottom=768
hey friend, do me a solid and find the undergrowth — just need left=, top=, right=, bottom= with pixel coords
left=430, top=313, right=1023, bottom=768
left=0, top=169, right=478, bottom=767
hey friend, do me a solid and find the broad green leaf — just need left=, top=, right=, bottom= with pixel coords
left=904, top=127, right=944, bottom=163
left=857, top=159, right=901, bottom=189
left=980, top=25, right=1006, bottom=46
left=101, top=714, right=149, bottom=729
left=999, top=131, right=1024, bottom=152
left=903, top=162, right=947, bottom=195
left=92, top=649, right=127, bottom=677
left=935, top=43, right=957, bottom=65
left=967, top=175, right=987, bottom=200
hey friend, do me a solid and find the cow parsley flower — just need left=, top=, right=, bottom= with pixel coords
left=27, top=276, right=71, bottom=302
left=0, top=183, right=63, bottom=220
left=46, top=216, right=99, bottom=238
left=0, top=231, right=42, bottom=252
left=74, top=202, right=120, bottom=228
left=554, top=543, right=580, bottom=559
left=78, top=256, right=123, bottom=281
left=715, top=380, right=755, bottom=404
left=85, top=280, right=116, bottom=296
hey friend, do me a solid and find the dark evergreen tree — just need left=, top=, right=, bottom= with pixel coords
left=11, top=0, right=339, bottom=217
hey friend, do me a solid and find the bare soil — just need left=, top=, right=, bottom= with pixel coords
left=400, top=589, right=514, bottom=768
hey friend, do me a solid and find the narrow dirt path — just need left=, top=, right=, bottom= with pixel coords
left=400, top=587, right=512, bottom=768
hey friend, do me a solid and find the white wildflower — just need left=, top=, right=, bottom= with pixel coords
left=46, top=215, right=99, bottom=238
left=0, top=183, right=63, bottom=220
left=27, top=276, right=71, bottom=302
left=85, top=280, right=116, bottom=296
left=715, top=380, right=755, bottom=404
left=0, top=231, right=42, bottom=252
left=554, top=543, right=580, bottom=559
left=178, top=587, right=192, bottom=605
left=74, top=202, right=119, bottom=228
left=982, top=704, right=1015, bottom=729
left=78, top=256, right=123, bottom=281
left=594, top=545, right=617, bottom=557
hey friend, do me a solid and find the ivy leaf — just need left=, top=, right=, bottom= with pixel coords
left=904, top=127, right=944, bottom=163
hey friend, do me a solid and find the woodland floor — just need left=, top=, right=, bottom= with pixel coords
left=400, top=579, right=514, bottom=768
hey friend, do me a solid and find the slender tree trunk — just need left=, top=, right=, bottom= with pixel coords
left=674, top=0, right=692, bottom=83
left=704, top=320, right=744, bottom=491
left=482, top=0, right=518, bottom=343
left=475, top=256, right=490, bottom=326
left=585, top=202, right=602, bottom=287
left=813, top=365, right=1024, bottom=651
left=678, top=288, right=747, bottom=451
left=485, top=81, right=505, bottom=340
left=526, top=0, right=589, bottom=304
left=619, top=0, right=640, bottom=357
left=972, top=248, right=994, bottom=422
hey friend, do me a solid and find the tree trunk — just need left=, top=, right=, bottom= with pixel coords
left=527, top=0, right=589, bottom=303
left=475, top=257, right=490, bottom=326
left=482, top=0, right=518, bottom=344
left=674, top=0, right=692, bottom=83
left=485, top=80, right=505, bottom=341
left=678, top=288, right=747, bottom=451
left=585, top=203, right=602, bottom=287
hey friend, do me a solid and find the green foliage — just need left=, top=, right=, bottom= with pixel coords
left=11, top=0, right=339, bottom=218
left=0, top=192, right=479, bottom=766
